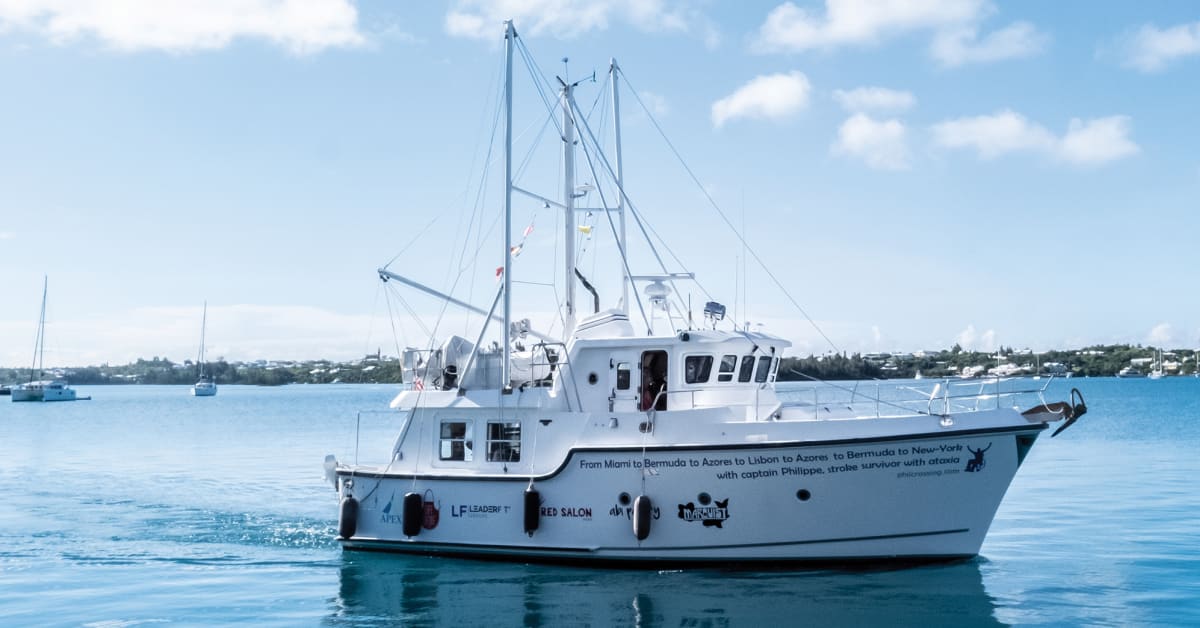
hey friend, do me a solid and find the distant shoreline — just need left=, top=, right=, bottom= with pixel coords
left=2, top=343, right=1193, bottom=384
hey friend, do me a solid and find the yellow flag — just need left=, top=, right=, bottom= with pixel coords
left=578, top=225, right=592, bottom=235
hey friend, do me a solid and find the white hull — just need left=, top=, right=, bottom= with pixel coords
left=192, top=382, right=217, bottom=396
left=11, top=388, right=42, bottom=402
left=337, top=420, right=1041, bottom=564
left=11, top=381, right=78, bottom=402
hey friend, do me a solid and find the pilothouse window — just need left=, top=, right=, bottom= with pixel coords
left=486, top=421, right=521, bottom=462
left=718, top=355, right=736, bottom=382
left=684, top=355, right=713, bottom=384
left=755, top=356, right=772, bottom=383
left=738, top=356, right=755, bottom=383
left=439, top=421, right=474, bottom=462
left=616, top=362, right=631, bottom=390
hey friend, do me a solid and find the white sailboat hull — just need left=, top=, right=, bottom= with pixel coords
left=11, top=381, right=78, bottom=402
left=10, top=387, right=42, bottom=402
left=192, top=382, right=217, bottom=396
left=336, top=423, right=1040, bottom=565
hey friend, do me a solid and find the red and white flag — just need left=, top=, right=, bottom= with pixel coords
left=413, top=376, right=424, bottom=391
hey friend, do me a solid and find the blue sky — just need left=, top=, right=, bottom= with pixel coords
left=1, top=1, right=1198, bottom=367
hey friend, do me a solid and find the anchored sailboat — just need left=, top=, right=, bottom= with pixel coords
left=324, top=22, right=1086, bottom=566
left=192, top=301, right=216, bottom=397
left=12, top=277, right=81, bottom=402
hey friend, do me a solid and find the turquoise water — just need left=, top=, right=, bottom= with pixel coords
left=1, top=380, right=1197, bottom=626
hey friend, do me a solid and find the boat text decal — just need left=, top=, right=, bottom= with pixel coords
left=576, top=441, right=989, bottom=482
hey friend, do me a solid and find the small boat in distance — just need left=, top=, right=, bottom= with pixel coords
left=1148, top=349, right=1165, bottom=379
left=1117, top=366, right=1145, bottom=378
left=12, top=276, right=83, bottom=402
left=192, top=301, right=217, bottom=397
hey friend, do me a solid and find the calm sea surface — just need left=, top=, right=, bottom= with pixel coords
left=1, top=379, right=1197, bottom=626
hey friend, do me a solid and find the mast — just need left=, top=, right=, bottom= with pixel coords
left=562, top=76, right=577, bottom=335
left=29, top=276, right=47, bottom=383
left=610, top=58, right=628, bottom=315
left=502, top=20, right=515, bottom=390
left=198, top=301, right=208, bottom=378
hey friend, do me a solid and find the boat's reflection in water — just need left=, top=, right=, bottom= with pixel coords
left=329, top=552, right=1003, bottom=626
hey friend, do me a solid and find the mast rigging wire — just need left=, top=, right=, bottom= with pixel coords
left=616, top=68, right=842, bottom=354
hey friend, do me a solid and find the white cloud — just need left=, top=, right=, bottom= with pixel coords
left=931, top=21, right=1048, bottom=67
left=1058, top=116, right=1140, bottom=165
left=931, top=110, right=1055, bottom=158
left=1148, top=322, right=1174, bottom=347
left=0, top=0, right=364, bottom=54
left=753, top=0, right=985, bottom=51
left=752, top=0, right=1046, bottom=66
left=639, top=90, right=670, bottom=117
left=931, top=110, right=1138, bottom=165
left=711, top=71, right=810, bottom=128
left=832, top=113, right=910, bottom=170
left=445, top=0, right=695, bottom=40
left=832, top=86, right=915, bottom=112
left=1119, top=21, right=1200, bottom=72
left=0, top=231, right=14, bottom=240
left=955, top=324, right=996, bottom=352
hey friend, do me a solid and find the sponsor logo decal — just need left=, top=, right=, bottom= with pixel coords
left=540, top=506, right=593, bottom=519
left=451, top=504, right=510, bottom=518
left=965, top=443, right=991, bottom=472
left=380, top=491, right=402, bottom=525
left=678, top=493, right=730, bottom=528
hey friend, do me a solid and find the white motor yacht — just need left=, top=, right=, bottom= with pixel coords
left=324, top=23, right=1087, bottom=566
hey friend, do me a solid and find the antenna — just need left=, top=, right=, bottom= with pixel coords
left=741, top=189, right=747, bottom=333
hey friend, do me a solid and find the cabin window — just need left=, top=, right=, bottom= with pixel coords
left=486, top=421, right=521, bottom=462
left=771, top=357, right=780, bottom=382
left=439, top=421, right=474, bottom=462
left=754, top=356, right=772, bottom=383
left=738, top=355, right=755, bottom=382
left=616, top=362, right=631, bottom=390
left=718, top=355, right=737, bottom=382
left=684, top=355, right=713, bottom=384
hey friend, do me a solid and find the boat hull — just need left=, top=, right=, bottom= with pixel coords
left=336, top=427, right=1040, bottom=565
left=10, top=388, right=42, bottom=402
left=192, top=384, right=217, bottom=397
left=11, top=383, right=76, bottom=402
left=42, top=387, right=77, bottom=402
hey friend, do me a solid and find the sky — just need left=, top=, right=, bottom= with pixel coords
left=1, top=0, right=1199, bottom=367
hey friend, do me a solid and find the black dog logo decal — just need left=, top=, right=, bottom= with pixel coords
left=677, top=498, right=730, bottom=527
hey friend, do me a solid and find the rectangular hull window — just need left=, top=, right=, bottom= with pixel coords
left=487, top=421, right=521, bottom=462
left=439, top=421, right=474, bottom=461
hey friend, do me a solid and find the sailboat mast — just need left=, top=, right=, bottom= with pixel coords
left=29, top=276, right=47, bottom=383
left=502, top=20, right=515, bottom=389
left=610, top=58, right=628, bottom=315
left=199, top=301, right=208, bottom=377
left=562, top=79, right=577, bottom=335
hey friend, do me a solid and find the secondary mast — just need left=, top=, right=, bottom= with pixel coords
left=610, top=58, right=629, bottom=315
left=561, top=74, right=577, bottom=335
left=502, top=20, right=515, bottom=390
